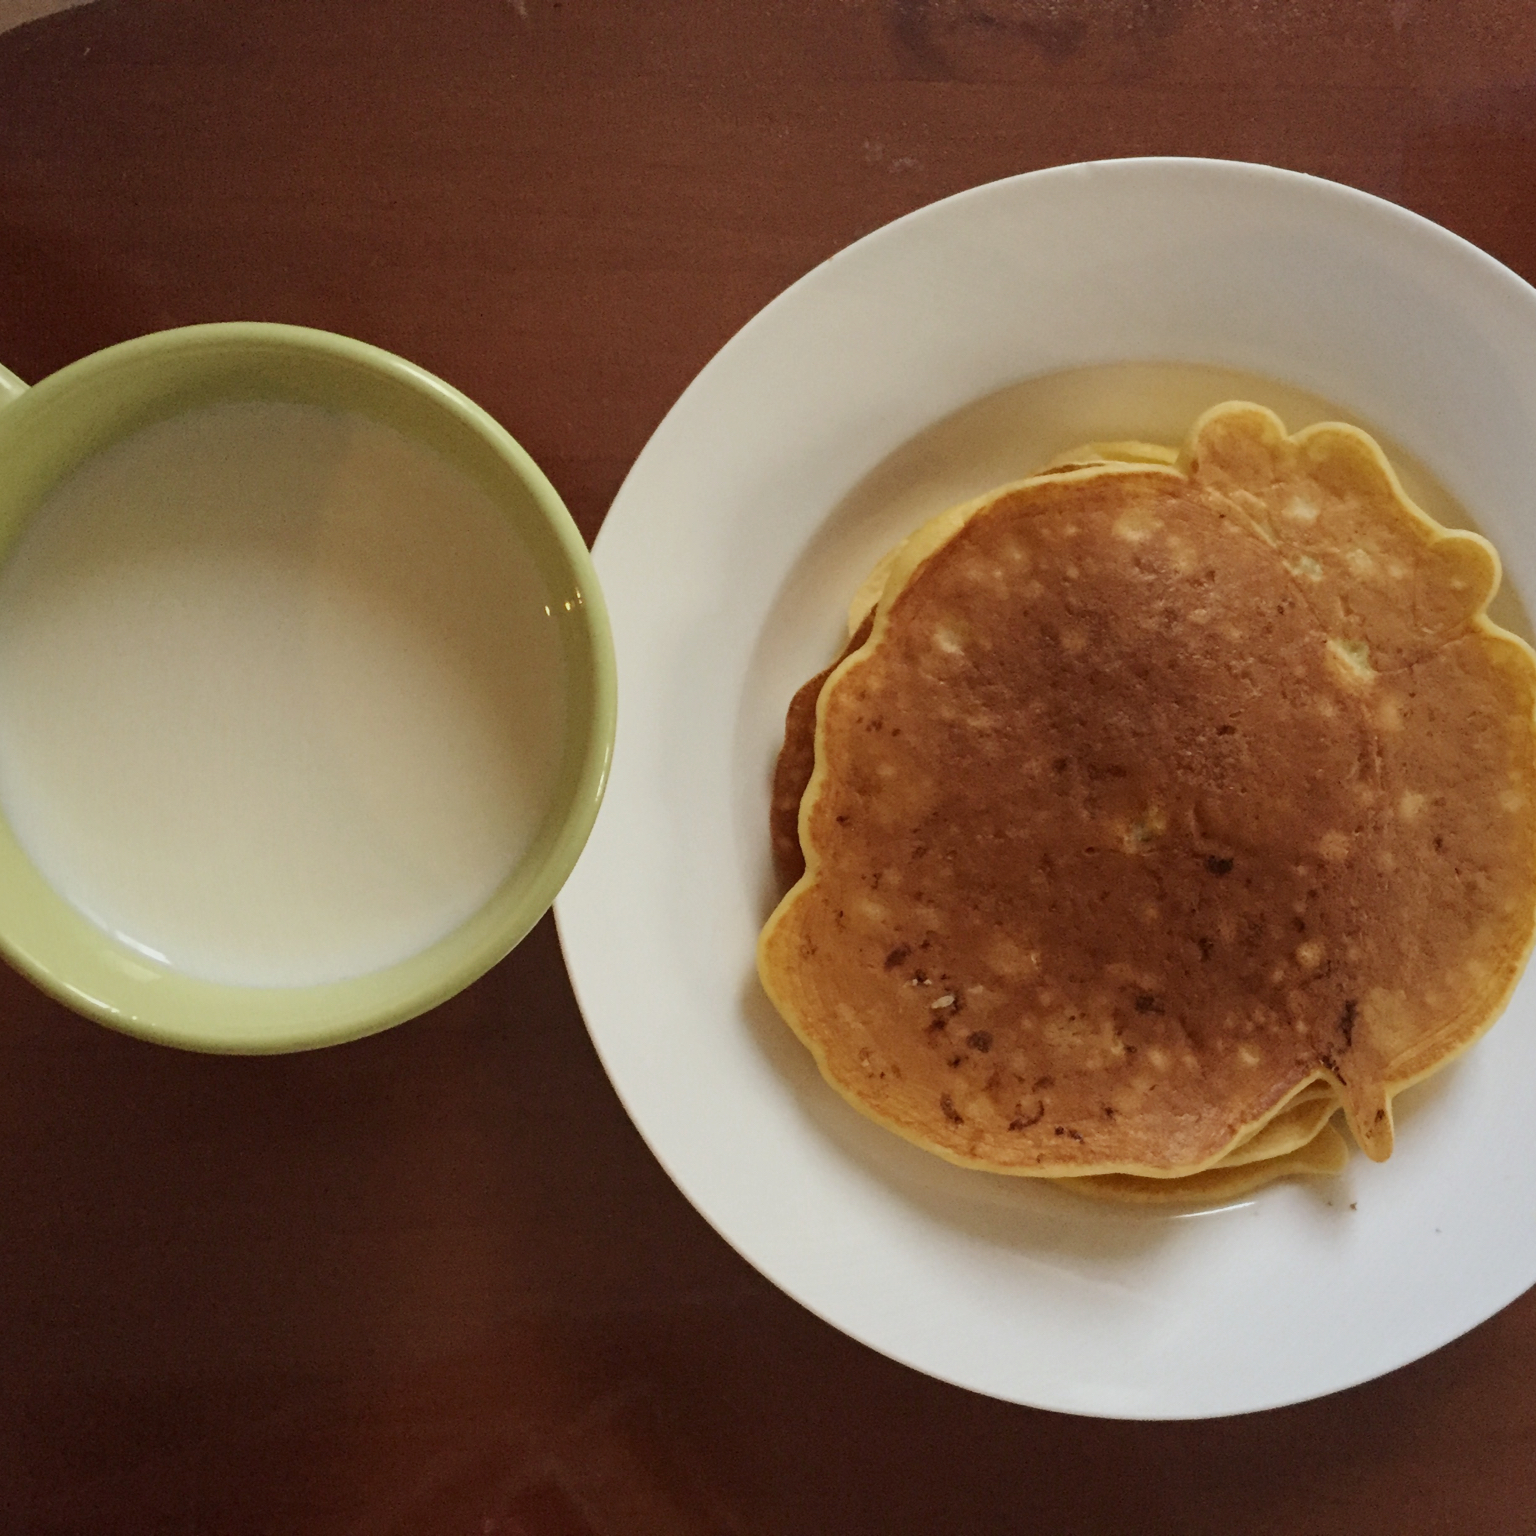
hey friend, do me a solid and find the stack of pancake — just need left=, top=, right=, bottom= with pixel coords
left=758, top=403, right=1536, bottom=1203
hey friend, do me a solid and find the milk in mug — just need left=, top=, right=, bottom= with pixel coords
left=0, top=400, right=566, bottom=987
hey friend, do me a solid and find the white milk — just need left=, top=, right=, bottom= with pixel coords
left=0, top=401, right=567, bottom=987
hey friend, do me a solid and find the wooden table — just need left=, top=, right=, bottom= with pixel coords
left=4, top=3, right=1536, bottom=1530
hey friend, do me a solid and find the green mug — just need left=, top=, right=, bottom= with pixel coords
left=0, top=323, right=615, bottom=1052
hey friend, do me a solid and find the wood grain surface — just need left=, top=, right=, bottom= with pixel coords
left=4, top=2, right=1536, bottom=1531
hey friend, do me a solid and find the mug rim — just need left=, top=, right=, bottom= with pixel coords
left=0, top=322, right=616, bottom=1052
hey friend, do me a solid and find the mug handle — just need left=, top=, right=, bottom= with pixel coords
left=0, top=362, right=26, bottom=401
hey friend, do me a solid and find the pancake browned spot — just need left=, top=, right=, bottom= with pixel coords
left=758, top=403, right=1536, bottom=1184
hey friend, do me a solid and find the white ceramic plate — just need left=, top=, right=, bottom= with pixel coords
left=555, top=159, right=1536, bottom=1419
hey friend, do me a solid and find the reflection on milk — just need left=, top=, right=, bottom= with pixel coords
left=0, top=401, right=566, bottom=987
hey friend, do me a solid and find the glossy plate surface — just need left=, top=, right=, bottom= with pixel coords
left=556, top=159, right=1536, bottom=1417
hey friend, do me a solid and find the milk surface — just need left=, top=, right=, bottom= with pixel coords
left=0, top=401, right=566, bottom=987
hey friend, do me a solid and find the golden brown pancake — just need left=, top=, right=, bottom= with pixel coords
left=1065, top=1082, right=1341, bottom=1204
left=1069, top=1116, right=1350, bottom=1205
left=759, top=403, right=1536, bottom=1183
left=780, top=636, right=1341, bottom=1202
left=843, top=444, right=1178, bottom=641
left=772, top=614, right=873, bottom=890
left=1202, top=1081, right=1336, bottom=1167
left=774, top=545, right=1344, bottom=1203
